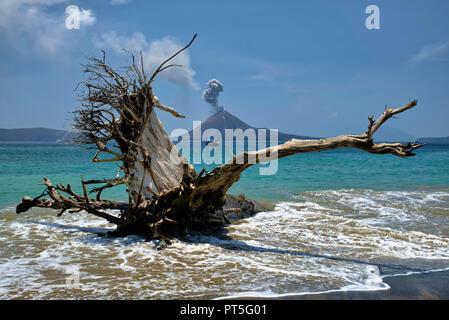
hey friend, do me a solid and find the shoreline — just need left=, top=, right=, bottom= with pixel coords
left=221, top=269, right=449, bottom=300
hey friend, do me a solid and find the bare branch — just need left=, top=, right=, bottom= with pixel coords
left=158, top=64, right=182, bottom=73
left=154, top=103, right=185, bottom=118
left=85, top=177, right=127, bottom=201
left=92, top=150, right=122, bottom=163
left=140, top=50, right=146, bottom=83
left=367, top=100, right=418, bottom=138
left=194, top=100, right=424, bottom=202
left=148, top=34, right=197, bottom=84
left=17, top=177, right=124, bottom=224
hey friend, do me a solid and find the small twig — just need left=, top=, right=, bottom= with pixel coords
left=81, top=175, right=90, bottom=206
left=140, top=50, right=146, bottom=83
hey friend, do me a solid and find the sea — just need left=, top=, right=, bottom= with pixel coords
left=0, top=142, right=448, bottom=299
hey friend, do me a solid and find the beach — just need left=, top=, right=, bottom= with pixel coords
left=296, top=270, right=449, bottom=300
left=227, top=270, right=449, bottom=300
left=0, top=143, right=448, bottom=299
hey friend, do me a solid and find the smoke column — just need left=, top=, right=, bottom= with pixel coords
left=202, top=79, right=224, bottom=113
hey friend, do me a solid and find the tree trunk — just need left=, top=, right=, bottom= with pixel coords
left=15, top=35, right=424, bottom=244
left=126, top=108, right=185, bottom=203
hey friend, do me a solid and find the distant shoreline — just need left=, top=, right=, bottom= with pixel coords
left=1, top=128, right=448, bottom=144
left=0, top=128, right=75, bottom=142
left=2, top=140, right=449, bottom=146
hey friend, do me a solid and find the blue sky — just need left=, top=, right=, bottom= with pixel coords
left=0, top=0, right=448, bottom=138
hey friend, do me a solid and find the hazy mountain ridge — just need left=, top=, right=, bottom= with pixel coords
left=418, top=136, right=449, bottom=144
left=0, top=128, right=76, bottom=142
left=1, top=118, right=447, bottom=144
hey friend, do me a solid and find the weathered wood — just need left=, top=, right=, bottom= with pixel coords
left=16, top=177, right=125, bottom=224
left=16, top=34, right=424, bottom=243
left=126, top=107, right=185, bottom=203
left=188, top=100, right=423, bottom=205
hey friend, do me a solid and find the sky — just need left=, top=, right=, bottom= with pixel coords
left=0, top=0, right=448, bottom=138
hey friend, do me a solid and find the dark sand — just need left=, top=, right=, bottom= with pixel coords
left=287, top=270, right=449, bottom=300
left=229, top=270, right=449, bottom=300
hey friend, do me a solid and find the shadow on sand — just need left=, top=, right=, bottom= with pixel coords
left=182, top=225, right=428, bottom=275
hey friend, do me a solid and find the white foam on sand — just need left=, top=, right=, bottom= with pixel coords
left=0, top=189, right=448, bottom=299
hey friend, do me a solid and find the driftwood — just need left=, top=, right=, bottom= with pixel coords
left=16, top=34, right=424, bottom=241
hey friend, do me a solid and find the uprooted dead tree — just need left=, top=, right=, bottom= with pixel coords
left=16, top=34, right=424, bottom=244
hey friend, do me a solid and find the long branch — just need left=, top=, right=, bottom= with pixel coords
left=197, top=100, right=424, bottom=198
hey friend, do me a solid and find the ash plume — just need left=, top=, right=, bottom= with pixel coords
left=202, top=79, right=224, bottom=113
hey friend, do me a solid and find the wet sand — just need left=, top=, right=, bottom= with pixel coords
left=283, top=270, right=449, bottom=300
left=227, top=270, right=449, bottom=300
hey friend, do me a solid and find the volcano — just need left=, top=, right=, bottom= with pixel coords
left=187, top=108, right=318, bottom=142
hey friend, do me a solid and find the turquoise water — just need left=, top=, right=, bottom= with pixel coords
left=1, top=142, right=448, bottom=208
left=0, top=142, right=448, bottom=299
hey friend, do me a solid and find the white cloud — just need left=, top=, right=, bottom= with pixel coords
left=249, top=63, right=282, bottom=81
left=409, top=41, right=449, bottom=64
left=94, top=32, right=199, bottom=90
left=79, top=9, right=96, bottom=26
left=0, top=0, right=95, bottom=54
left=95, top=31, right=147, bottom=53
left=24, top=0, right=68, bottom=4
left=110, top=0, right=132, bottom=5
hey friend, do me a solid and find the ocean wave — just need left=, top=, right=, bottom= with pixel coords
left=0, top=189, right=448, bottom=299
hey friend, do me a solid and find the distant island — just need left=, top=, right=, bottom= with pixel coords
left=1, top=110, right=318, bottom=143
left=418, top=136, right=449, bottom=144
left=1, top=125, right=448, bottom=145
left=0, top=128, right=76, bottom=142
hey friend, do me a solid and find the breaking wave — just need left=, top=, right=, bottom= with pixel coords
left=0, top=189, right=448, bottom=299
